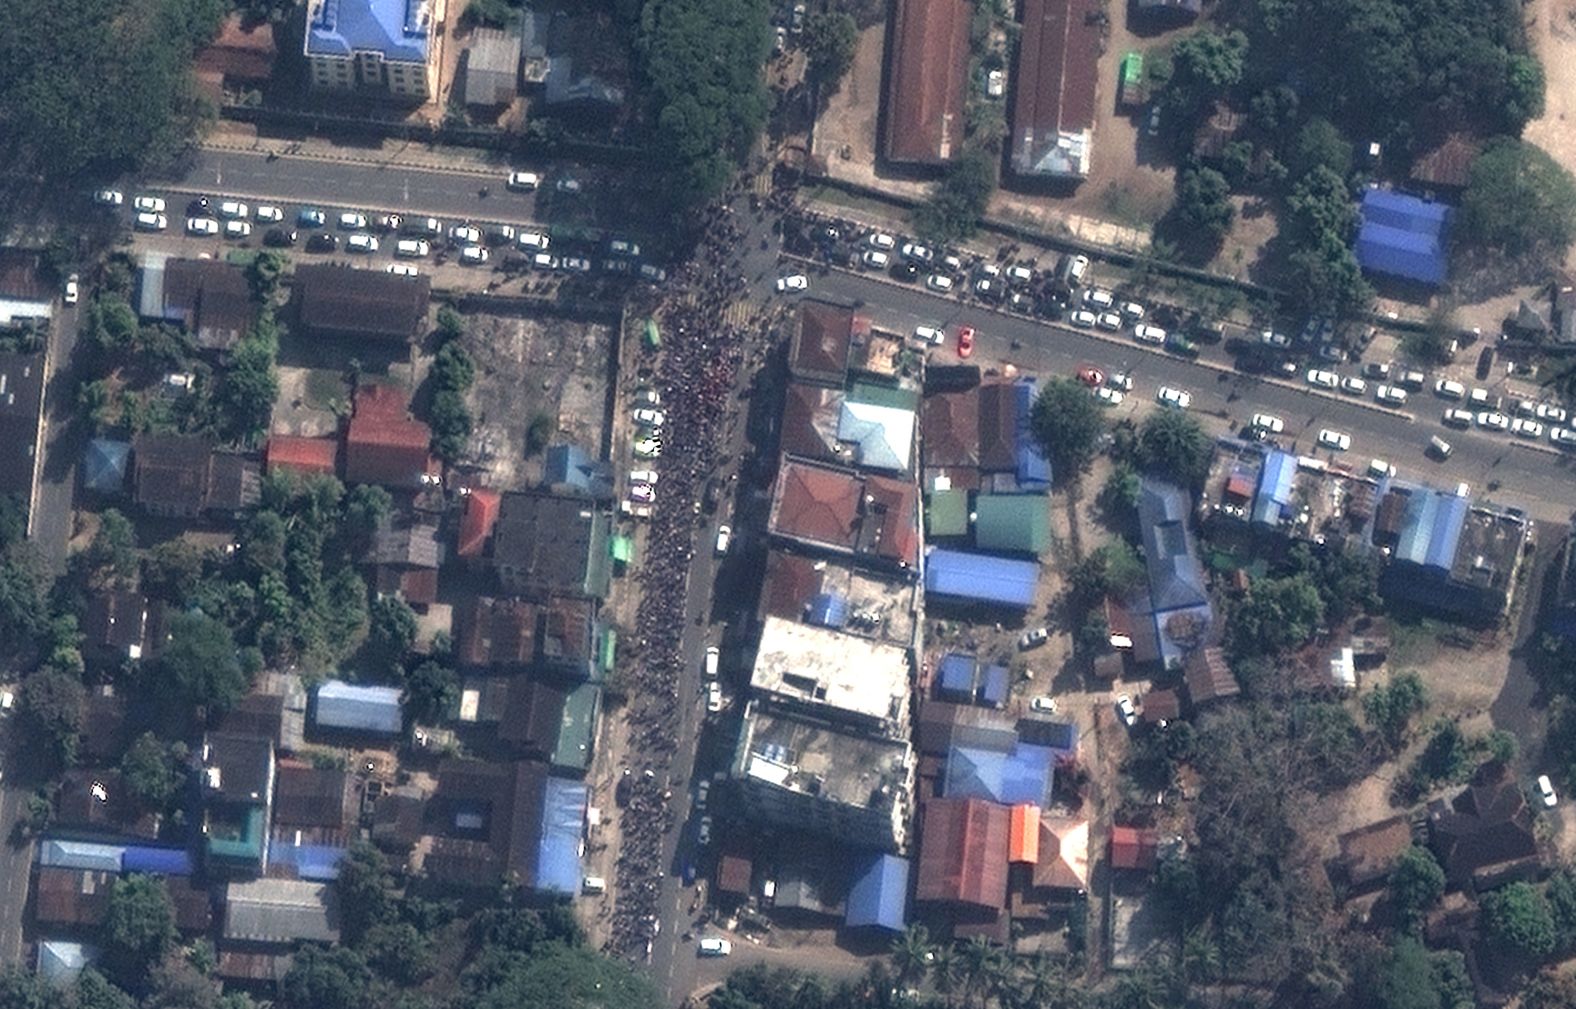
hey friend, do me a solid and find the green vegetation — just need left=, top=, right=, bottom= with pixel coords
left=1459, top=139, right=1576, bottom=259
left=1128, top=410, right=1212, bottom=489
left=1363, top=670, right=1428, bottom=750
left=1028, top=377, right=1108, bottom=479
left=802, top=12, right=859, bottom=93
left=1388, top=845, right=1446, bottom=928
left=19, top=664, right=86, bottom=768
left=1280, top=166, right=1372, bottom=316
left=120, top=732, right=190, bottom=811
left=102, top=875, right=178, bottom=989
left=1482, top=882, right=1559, bottom=959
left=1161, top=166, right=1235, bottom=258
left=427, top=333, right=476, bottom=463
left=914, top=149, right=998, bottom=246
left=154, top=611, right=247, bottom=714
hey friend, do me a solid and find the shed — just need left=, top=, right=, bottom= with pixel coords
left=1355, top=189, right=1452, bottom=286
left=924, top=548, right=1038, bottom=608
left=536, top=776, right=588, bottom=895
left=37, top=941, right=95, bottom=984
left=973, top=494, right=1051, bottom=556
left=121, top=846, right=194, bottom=875
left=844, top=853, right=909, bottom=931
left=81, top=439, right=131, bottom=494
left=464, top=28, right=521, bottom=107
left=544, top=443, right=613, bottom=499
left=936, top=653, right=978, bottom=702
left=926, top=487, right=970, bottom=537
left=977, top=664, right=1010, bottom=708
left=313, top=681, right=403, bottom=735
left=1008, top=803, right=1040, bottom=864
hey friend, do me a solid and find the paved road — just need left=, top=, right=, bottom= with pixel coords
left=0, top=779, right=33, bottom=965
left=29, top=298, right=82, bottom=573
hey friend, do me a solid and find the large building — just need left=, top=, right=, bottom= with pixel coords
left=293, top=264, right=430, bottom=343
left=882, top=0, right=971, bottom=165
left=751, top=615, right=911, bottom=734
left=1374, top=484, right=1529, bottom=623
left=304, top=0, right=437, bottom=99
left=491, top=492, right=612, bottom=600
left=1354, top=189, right=1452, bottom=287
left=1010, top=0, right=1103, bottom=178
left=0, top=352, right=46, bottom=516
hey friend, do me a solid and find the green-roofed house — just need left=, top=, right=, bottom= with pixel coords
left=974, top=494, right=1052, bottom=557
left=926, top=487, right=970, bottom=539
left=552, top=683, right=601, bottom=775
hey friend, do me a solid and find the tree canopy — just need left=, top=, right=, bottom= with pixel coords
left=914, top=149, right=998, bottom=245
left=1482, top=882, right=1558, bottom=959
left=802, top=12, right=859, bottom=92
left=1029, top=377, right=1108, bottom=479
left=102, top=875, right=177, bottom=988
left=1459, top=139, right=1576, bottom=258
left=1388, top=845, right=1446, bottom=928
left=1131, top=410, right=1213, bottom=488
left=154, top=611, right=247, bottom=713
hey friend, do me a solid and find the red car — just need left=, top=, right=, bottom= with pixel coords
left=1076, top=365, right=1105, bottom=387
left=956, top=325, right=975, bottom=357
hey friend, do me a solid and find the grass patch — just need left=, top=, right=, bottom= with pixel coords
left=304, top=368, right=349, bottom=412
left=1390, top=618, right=1447, bottom=667
left=802, top=184, right=913, bottom=225
left=1095, top=182, right=1167, bottom=230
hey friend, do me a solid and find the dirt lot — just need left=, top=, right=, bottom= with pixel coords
left=273, top=366, right=349, bottom=438
left=458, top=310, right=613, bottom=490
left=1524, top=0, right=1576, bottom=206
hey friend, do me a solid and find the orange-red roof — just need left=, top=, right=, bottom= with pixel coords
left=1009, top=803, right=1041, bottom=864
left=1109, top=825, right=1159, bottom=871
left=457, top=489, right=501, bottom=558
left=346, top=383, right=434, bottom=488
left=266, top=436, right=339, bottom=477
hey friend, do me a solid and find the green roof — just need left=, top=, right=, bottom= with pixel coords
left=584, top=510, right=612, bottom=598
left=552, top=683, right=601, bottom=773
left=643, top=319, right=661, bottom=348
left=610, top=534, right=634, bottom=564
left=1121, top=52, right=1143, bottom=86
left=600, top=627, right=618, bottom=671
left=848, top=380, right=919, bottom=411
left=926, top=488, right=970, bottom=537
left=973, top=494, right=1052, bottom=556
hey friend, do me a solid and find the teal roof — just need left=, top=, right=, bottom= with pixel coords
left=927, top=488, right=970, bottom=537
left=552, top=683, right=600, bottom=773
left=973, top=494, right=1052, bottom=556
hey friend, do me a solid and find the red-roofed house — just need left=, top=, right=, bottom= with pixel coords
left=915, top=797, right=1010, bottom=913
left=864, top=474, right=919, bottom=568
left=456, top=596, right=539, bottom=669
left=883, top=0, right=970, bottom=165
left=1008, top=803, right=1040, bottom=864
left=345, top=383, right=435, bottom=489
left=266, top=436, right=339, bottom=478
left=790, top=301, right=869, bottom=387
left=770, top=457, right=863, bottom=552
left=1109, top=825, right=1159, bottom=871
left=1010, top=815, right=1090, bottom=919
left=457, top=489, right=501, bottom=561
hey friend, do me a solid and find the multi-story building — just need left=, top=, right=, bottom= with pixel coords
left=304, top=0, right=437, bottom=100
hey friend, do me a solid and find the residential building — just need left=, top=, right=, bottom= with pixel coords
left=768, top=457, right=919, bottom=570
left=1009, top=813, right=1090, bottom=920
left=1332, top=816, right=1414, bottom=892
left=195, top=13, right=278, bottom=93
left=456, top=488, right=502, bottom=562
left=53, top=769, right=161, bottom=842
left=543, top=443, right=613, bottom=499
left=366, top=518, right=441, bottom=607
left=1427, top=761, right=1539, bottom=888
left=293, top=264, right=430, bottom=343
left=0, top=352, right=46, bottom=515
left=844, top=853, right=911, bottom=932
left=0, top=248, right=53, bottom=328
left=750, top=615, right=911, bottom=734
left=1374, top=485, right=1529, bottom=623
left=33, top=868, right=114, bottom=928
left=36, top=942, right=96, bottom=984
left=312, top=681, right=403, bottom=736
left=421, top=759, right=587, bottom=893
left=138, top=255, right=253, bottom=352
left=914, top=797, right=1010, bottom=931
left=303, top=0, right=437, bottom=99
left=81, top=438, right=131, bottom=495
left=1354, top=189, right=1452, bottom=287
left=130, top=435, right=260, bottom=518
left=1010, top=0, right=1102, bottom=178
left=266, top=436, right=339, bottom=479
left=539, top=595, right=598, bottom=680
left=923, top=548, right=1038, bottom=609
left=1409, top=133, right=1480, bottom=193
left=1109, top=826, right=1160, bottom=871
left=464, top=27, right=521, bottom=107
left=943, top=740, right=1056, bottom=806
left=456, top=596, right=539, bottom=670
left=273, top=764, right=350, bottom=832
left=222, top=878, right=339, bottom=944
left=972, top=494, right=1051, bottom=556
left=756, top=548, right=919, bottom=648
left=343, top=382, right=435, bottom=489
left=202, top=733, right=276, bottom=875
left=882, top=0, right=970, bottom=165
left=459, top=676, right=565, bottom=756
left=491, top=491, right=613, bottom=600
left=1184, top=647, right=1239, bottom=707
left=82, top=590, right=152, bottom=664
left=791, top=300, right=869, bottom=387
left=1137, top=478, right=1213, bottom=667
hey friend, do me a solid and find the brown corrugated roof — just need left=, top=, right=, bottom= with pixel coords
left=864, top=474, right=919, bottom=566
left=758, top=550, right=825, bottom=622
left=1336, top=816, right=1412, bottom=889
left=274, top=764, right=348, bottom=829
left=915, top=797, right=1010, bottom=910
left=295, top=264, right=429, bottom=342
left=132, top=434, right=214, bottom=515
left=977, top=383, right=1017, bottom=471
left=267, top=436, right=339, bottom=478
left=770, top=458, right=862, bottom=550
left=345, top=383, right=434, bottom=488
left=35, top=868, right=113, bottom=926
left=780, top=382, right=844, bottom=460
left=884, top=0, right=970, bottom=164
left=1411, top=133, right=1481, bottom=190
left=791, top=302, right=856, bottom=385
left=1110, top=826, right=1159, bottom=871
left=1184, top=646, right=1239, bottom=704
left=1011, top=0, right=1102, bottom=173
left=921, top=390, right=980, bottom=469
left=162, top=258, right=252, bottom=351
left=457, top=596, right=539, bottom=669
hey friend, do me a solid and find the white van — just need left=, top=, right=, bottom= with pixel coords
left=1429, top=435, right=1454, bottom=459
left=581, top=876, right=607, bottom=895
left=395, top=239, right=430, bottom=258
left=703, top=646, right=720, bottom=679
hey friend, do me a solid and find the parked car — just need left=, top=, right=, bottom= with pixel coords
left=218, top=200, right=248, bottom=220
left=345, top=234, right=379, bottom=253
left=1511, top=418, right=1545, bottom=440
left=395, top=239, right=430, bottom=258
left=63, top=274, right=79, bottom=305
left=1306, top=369, right=1339, bottom=390
left=1069, top=309, right=1096, bottom=327
left=706, top=682, right=723, bottom=713
left=1537, top=403, right=1569, bottom=424
left=298, top=208, right=327, bottom=228
left=1475, top=411, right=1510, bottom=432
left=1029, top=696, right=1057, bottom=714
left=1441, top=408, right=1474, bottom=428
left=1339, top=376, right=1367, bottom=396
left=901, top=242, right=934, bottom=263
left=223, top=220, right=252, bottom=239
left=1019, top=627, right=1050, bottom=650
left=1434, top=379, right=1466, bottom=399
left=450, top=224, right=483, bottom=245
left=93, top=189, right=124, bottom=207
left=914, top=325, right=946, bottom=346
left=1083, top=288, right=1114, bottom=309
left=1369, top=458, right=1397, bottom=479
left=1120, top=301, right=1145, bottom=321
left=1251, top=413, right=1285, bottom=434
left=715, top=524, right=732, bottom=555
left=386, top=263, right=420, bottom=277
left=703, top=646, right=720, bottom=679
left=1551, top=427, right=1576, bottom=448
left=1132, top=323, right=1166, bottom=344
left=776, top=274, right=809, bottom=293
left=133, top=195, right=166, bottom=214
left=459, top=245, right=490, bottom=265
left=1095, top=387, right=1125, bottom=406
left=1096, top=312, right=1123, bottom=331
left=1538, top=774, right=1559, bottom=808
left=338, top=212, right=367, bottom=230
left=956, top=326, right=975, bottom=357
left=1374, top=385, right=1408, bottom=406
left=1317, top=429, right=1352, bottom=451
left=698, top=937, right=732, bottom=957
left=628, top=483, right=655, bottom=504
left=186, top=217, right=219, bottom=236
left=1156, top=386, right=1192, bottom=409
left=1108, top=372, right=1134, bottom=391
left=517, top=231, right=550, bottom=251
left=1261, top=330, right=1290, bottom=348
left=254, top=205, right=283, bottom=223
left=1363, top=361, right=1392, bottom=380
left=925, top=273, right=954, bottom=292
left=1115, top=694, right=1138, bottom=727
left=862, top=249, right=891, bottom=270
left=306, top=233, right=338, bottom=253
left=633, top=408, right=666, bottom=428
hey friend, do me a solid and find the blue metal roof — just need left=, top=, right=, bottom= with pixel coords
left=1395, top=490, right=1439, bottom=566
left=1138, top=479, right=1209, bottom=614
left=1424, top=494, right=1469, bottom=570
left=937, top=653, right=977, bottom=701
left=978, top=664, right=1010, bottom=707
left=537, top=777, right=587, bottom=895
left=807, top=592, right=848, bottom=628
left=39, top=840, right=124, bottom=872
left=1251, top=450, right=1296, bottom=526
left=315, top=681, right=403, bottom=735
left=306, top=0, right=432, bottom=62
left=844, top=853, right=909, bottom=931
left=1356, top=189, right=1451, bottom=286
left=271, top=841, right=346, bottom=881
left=1013, top=380, right=1054, bottom=490
left=924, top=548, right=1038, bottom=608
left=121, top=846, right=194, bottom=876
left=944, top=743, right=1055, bottom=805
left=82, top=438, right=130, bottom=493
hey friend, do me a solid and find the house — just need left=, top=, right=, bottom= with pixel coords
left=1355, top=189, right=1452, bottom=287
left=768, top=457, right=919, bottom=570
left=836, top=396, right=916, bottom=473
left=293, top=264, right=430, bottom=343
left=973, top=494, right=1051, bottom=556
left=216, top=691, right=296, bottom=752
left=1409, top=133, right=1480, bottom=193
left=1138, top=478, right=1213, bottom=667
left=924, top=548, right=1038, bottom=609
left=303, top=0, right=437, bottom=99
left=53, top=769, right=161, bottom=842
left=1333, top=816, right=1414, bottom=892
left=914, top=797, right=1010, bottom=924
left=1546, top=524, right=1576, bottom=642
left=223, top=878, right=339, bottom=943
left=1009, top=814, right=1090, bottom=919
left=540, top=595, right=598, bottom=680
left=0, top=248, right=54, bottom=327
left=138, top=256, right=253, bottom=352
left=780, top=382, right=846, bottom=462
left=0, top=352, right=46, bottom=512
left=882, top=0, right=970, bottom=165
left=343, top=383, right=435, bottom=489
left=312, top=681, right=403, bottom=737
left=273, top=764, right=349, bottom=831
left=422, top=760, right=585, bottom=890
left=543, top=444, right=613, bottom=499
left=1427, top=761, right=1539, bottom=888
left=943, top=740, right=1056, bottom=806
left=464, top=27, right=521, bottom=108
left=1010, top=0, right=1102, bottom=178
left=492, top=492, right=612, bottom=599
left=266, top=436, right=339, bottom=479
left=456, top=488, right=501, bottom=561
left=82, top=590, right=152, bottom=663
left=202, top=733, right=276, bottom=874
left=1184, top=647, right=1239, bottom=706
left=81, top=438, right=131, bottom=495
left=1140, top=688, right=1181, bottom=725
left=459, top=676, right=565, bottom=756
left=36, top=941, right=97, bottom=984
left=456, top=596, right=539, bottom=670
left=34, top=868, right=114, bottom=927
left=1110, top=826, right=1160, bottom=871
left=844, top=853, right=911, bottom=932
left=131, top=435, right=260, bottom=518
left=790, top=300, right=869, bottom=387
left=366, top=519, right=441, bottom=607
left=195, top=13, right=278, bottom=89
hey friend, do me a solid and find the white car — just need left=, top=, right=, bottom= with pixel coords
left=1538, top=774, right=1559, bottom=808
left=93, top=189, right=124, bottom=207
left=224, top=220, right=252, bottom=239
left=517, top=231, right=550, bottom=251
left=254, top=205, right=284, bottom=223
left=776, top=274, right=809, bottom=293
left=134, top=212, right=167, bottom=231
left=1251, top=413, right=1285, bottom=434
left=1368, top=458, right=1397, bottom=479
left=1083, top=288, right=1114, bottom=309
left=1120, top=301, right=1145, bottom=321
left=1513, top=399, right=1539, bottom=418
left=1261, top=330, right=1290, bottom=348
left=1317, top=429, right=1352, bottom=451
left=698, top=937, right=732, bottom=957
left=507, top=170, right=542, bottom=190
left=925, top=273, right=954, bottom=293
left=634, top=437, right=662, bottom=459
left=703, top=646, right=720, bottom=679
left=1306, top=369, right=1339, bottom=390
left=1019, top=627, right=1049, bottom=650
left=1115, top=694, right=1138, bottom=727
left=985, top=68, right=1005, bottom=97
left=914, top=325, right=946, bottom=345
left=1069, top=310, right=1096, bottom=328
left=1108, top=372, right=1134, bottom=392
left=1339, top=376, right=1367, bottom=396
left=1537, top=403, right=1569, bottom=424
left=63, top=274, right=79, bottom=305
left=338, top=212, right=367, bottom=230
left=1441, top=408, right=1474, bottom=428
left=1434, top=379, right=1466, bottom=399
left=633, top=408, right=666, bottom=428
left=395, top=239, right=430, bottom=258
left=186, top=217, right=219, bottom=236
left=715, top=524, right=732, bottom=555
left=386, top=264, right=420, bottom=277
left=1006, top=264, right=1034, bottom=286
left=1511, top=418, right=1544, bottom=440
left=1475, top=411, right=1510, bottom=431
left=560, top=256, right=593, bottom=273
left=133, top=195, right=166, bottom=213
left=1095, top=387, right=1125, bottom=406
left=1096, top=312, right=1122, bottom=331
left=629, top=483, right=655, bottom=504
left=450, top=224, right=483, bottom=245
left=901, top=242, right=934, bottom=263
left=634, top=388, right=662, bottom=407
left=532, top=253, right=559, bottom=270
left=218, top=200, right=248, bottom=219
left=1374, top=385, right=1408, bottom=406
left=868, top=233, right=896, bottom=250
left=863, top=249, right=891, bottom=270
left=1029, top=696, right=1057, bottom=714
left=346, top=234, right=379, bottom=253
left=459, top=245, right=490, bottom=265
left=1132, top=323, right=1166, bottom=345
left=1469, top=387, right=1495, bottom=407
left=629, top=469, right=659, bottom=485
left=1156, top=386, right=1192, bottom=409
left=1552, top=427, right=1576, bottom=448
left=706, top=682, right=724, bottom=713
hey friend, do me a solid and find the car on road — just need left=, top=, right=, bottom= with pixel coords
left=956, top=325, right=975, bottom=357
left=1096, top=312, right=1123, bottom=331
left=1441, top=408, right=1473, bottom=428
left=634, top=437, right=662, bottom=459
left=715, top=524, right=732, bottom=555
left=706, top=681, right=723, bottom=713
left=1019, top=627, right=1049, bottom=650
left=1317, top=429, right=1352, bottom=451
left=1511, top=418, right=1545, bottom=440
left=1156, top=386, right=1192, bottom=409
left=1109, top=372, right=1134, bottom=392
left=338, top=212, right=367, bottom=230
left=346, top=234, right=378, bottom=253
left=507, top=170, right=541, bottom=191
left=628, top=483, right=655, bottom=503
left=254, top=205, right=283, bottom=223
left=633, top=407, right=665, bottom=428
left=1538, top=775, right=1559, bottom=808
left=925, top=273, right=955, bottom=293
left=1069, top=309, right=1096, bottom=327
left=1375, top=384, right=1408, bottom=406
left=1306, top=368, right=1339, bottom=390
left=94, top=189, right=124, bottom=207
left=1115, top=694, right=1138, bottom=727
left=1552, top=427, right=1576, bottom=448
left=133, top=195, right=166, bottom=214
left=1339, top=376, right=1367, bottom=396
left=1095, top=387, right=1125, bottom=406
left=186, top=216, right=219, bottom=236
left=450, top=224, right=482, bottom=245
left=298, top=208, right=327, bottom=228
left=703, top=646, right=720, bottom=679
left=1077, top=366, right=1104, bottom=387
left=776, top=274, right=809, bottom=293
left=1029, top=696, right=1058, bottom=714
left=224, top=220, right=252, bottom=239
left=63, top=274, right=79, bottom=305
left=1132, top=323, right=1166, bottom=344
left=395, top=239, right=430, bottom=258
left=1475, top=411, right=1510, bottom=432
left=459, top=245, right=490, bottom=265
left=135, top=212, right=168, bottom=231
left=1428, top=435, right=1454, bottom=459
left=862, top=249, right=891, bottom=270
left=218, top=200, right=248, bottom=219
left=697, top=816, right=713, bottom=845
left=386, top=263, right=420, bottom=277
left=1434, top=379, right=1466, bottom=399
left=698, top=937, right=731, bottom=957
left=1251, top=413, right=1285, bottom=435
left=914, top=325, right=945, bottom=345
left=306, top=233, right=338, bottom=253
left=1083, top=288, right=1114, bottom=309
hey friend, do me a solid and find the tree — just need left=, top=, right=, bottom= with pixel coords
left=1280, top=166, right=1372, bottom=315
left=429, top=389, right=472, bottom=461
left=1460, top=139, right=1576, bottom=258
left=1388, top=846, right=1445, bottom=928
left=154, top=611, right=247, bottom=712
left=335, top=842, right=395, bottom=944
left=0, top=544, right=49, bottom=648
left=1229, top=574, right=1325, bottom=657
left=1363, top=671, right=1427, bottom=750
left=1370, top=937, right=1444, bottom=1009
left=343, top=484, right=392, bottom=547
left=74, top=969, right=136, bottom=1009
left=1029, top=377, right=1108, bottom=479
left=1099, top=462, right=1141, bottom=528
left=524, top=414, right=554, bottom=457
left=20, top=666, right=85, bottom=768
left=144, top=951, right=222, bottom=1009
left=366, top=596, right=418, bottom=681
left=279, top=946, right=372, bottom=1009
left=1521, top=967, right=1576, bottom=1009
left=103, top=874, right=177, bottom=987
left=246, top=251, right=287, bottom=302
left=85, top=509, right=138, bottom=585
left=1287, top=117, right=1352, bottom=180
left=1133, top=410, right=1212, bottom=488
left=120, top=732, right=187, bottom=810
left=889, top=925, right=936, bottom=987
left=142, top=539, right=207, bottom=603
left=1416, top=720, right=1469, bottom=785
left=216, top=321, right=279, bottom=445
left=403, top=660, right=458, bottom=724
left=803, top=12, right=858, bottom=92
left=1481, top=882, right=1557, bottom=959
left=914, top=148, right=997, bottom=245
left=1166, top=166, right=1235, bottom=257
left=362, top=922, right=437, bottom=986
left=470, top=943, right=659, bottom=1009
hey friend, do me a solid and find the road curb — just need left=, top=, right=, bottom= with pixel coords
left=197, top=140, right=500, bottom=180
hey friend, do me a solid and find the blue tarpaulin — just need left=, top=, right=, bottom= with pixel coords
left=121, top=846, right=194, bottom=876
left=944, top=743, right=1055, bottom=805
left=807, top=592, right=849, bottom=628
left=937, top=653, right=977, bottom=701
left=844, top=853, right=909, bottom=931
left=271, top=842, right=346, bottom=880
left=1355, top=189, right=1451, bottom=286
left=925, top=549, right=1038, bottom=608
left=537, top=777, right=587, bottom=895
left=978, top=665, right=1010, bottom=708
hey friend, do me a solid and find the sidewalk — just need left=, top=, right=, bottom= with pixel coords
left=202, top=120, right=508, bottom=178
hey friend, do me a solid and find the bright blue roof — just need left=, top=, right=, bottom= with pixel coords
left=844, top=853, right=909, bottom=931
left=545, top=443, right=612, bottom=498
left=1395, top=490, right=1438, bottom=566
left=537, top=777, right=587, bottom=895
left=121, top=846, right=194, bottom=876
left=39, top=840, right=123, bottom=872
left=306, top=0, right=432, bottom=62
left=937, top=653, right=977, bottom=700
left=1013, top=380, right=1054, bottom=490
left=271, top=841, right=347, bottom=880
left=807, top=592, right=848, bottom=628
left=925, top=548, right=1038, bottom=608
left=82, top=439, right=130, bottom=493
left=979, top=665, right=1009, bottom=707
left=315, top=681, right=403, bottom=735
left=1251, top=450, right=1297, bottom=526
left=1356, top=189, right=1451, bottom=286
left=944, top=743, right=1055, bottom=805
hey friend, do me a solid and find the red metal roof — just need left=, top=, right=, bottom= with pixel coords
left=791, top=301, right=856, bottom=384
left=1010, top=0, right=1102, bottom=172
left=1009, top=803, right=1041, bottom=864
left=884, top=0, right=970, bottom=164
left=915, top=797, right=1010, bottom=910
left=770, top=458, right=862, bottom=550
left=1109, top=825, right=1159, bottom=871
left=345, top=383, right=434, bottom=489
left=865, top=474, right=919, bottom=566
left=457, top=489, right=501, bottom=559
left=266, top=436, right=339, bottom=478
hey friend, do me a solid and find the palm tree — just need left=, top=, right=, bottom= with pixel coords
left=957, top=936, right=1003, bottom=1009
left=930, top=947, right=960, bottom=1007
left=1181, top=927, right=1221, bottom=984
left=1016, top=953, right=1070, bottom=1009
left=891, top=924, right=937, bottom=989
left=981, top=950, right=1017, bottom=1009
